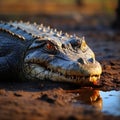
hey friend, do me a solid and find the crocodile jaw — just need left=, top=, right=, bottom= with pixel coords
left=23, top=61, right=102, bottom=85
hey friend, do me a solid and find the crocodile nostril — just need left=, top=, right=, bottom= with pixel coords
left=88, top=58, right=95, bottom=63
left=77, top=58, right=85, bottom=64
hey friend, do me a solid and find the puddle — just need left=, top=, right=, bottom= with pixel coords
left=100, top=90, right=120, bottom=116
left=68, top=88, right=120, bottom=116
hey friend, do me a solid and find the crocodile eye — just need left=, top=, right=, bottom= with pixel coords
left=46, top=42, right=54, bottom=50
left=45, top=42, right=57, bottom=54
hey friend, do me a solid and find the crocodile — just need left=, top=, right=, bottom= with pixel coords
left=0, top=21, right=102, bottom=85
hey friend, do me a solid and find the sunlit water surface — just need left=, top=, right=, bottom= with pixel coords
left=71, top=89, right=120, bottom=116
left=100, top=90, right=120, bottom=116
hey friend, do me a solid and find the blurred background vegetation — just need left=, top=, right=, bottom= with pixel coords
left=0, top=0, right=119, bottom=30
left=0, top=0, right=117, bottom=15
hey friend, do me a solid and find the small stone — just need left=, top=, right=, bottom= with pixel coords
left=14, top=92, right=22, bottom=97
left=37, top=94, right=55, bottom=104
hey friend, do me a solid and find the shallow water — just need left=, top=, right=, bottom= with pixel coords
left=71, top=89, right=120, bottom=116
left=100, top=90, right=120, bottom=116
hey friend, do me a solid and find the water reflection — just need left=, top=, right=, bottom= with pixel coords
left=67, top=88, right=120, bottom=116
left=100, top=90, right=120, bottom=116
left=67, top=88, right=102, bottom=110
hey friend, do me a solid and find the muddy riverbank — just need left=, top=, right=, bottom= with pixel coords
left=0, top=14, right=120, bottom=120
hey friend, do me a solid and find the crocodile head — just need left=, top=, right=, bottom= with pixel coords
left=24, top=36, right=102, bottom=85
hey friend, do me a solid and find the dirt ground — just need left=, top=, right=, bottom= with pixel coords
left=0, top=14, right=120, bottom=120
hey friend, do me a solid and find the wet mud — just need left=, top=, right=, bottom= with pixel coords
left=0, top=14, right=120, bottom=120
